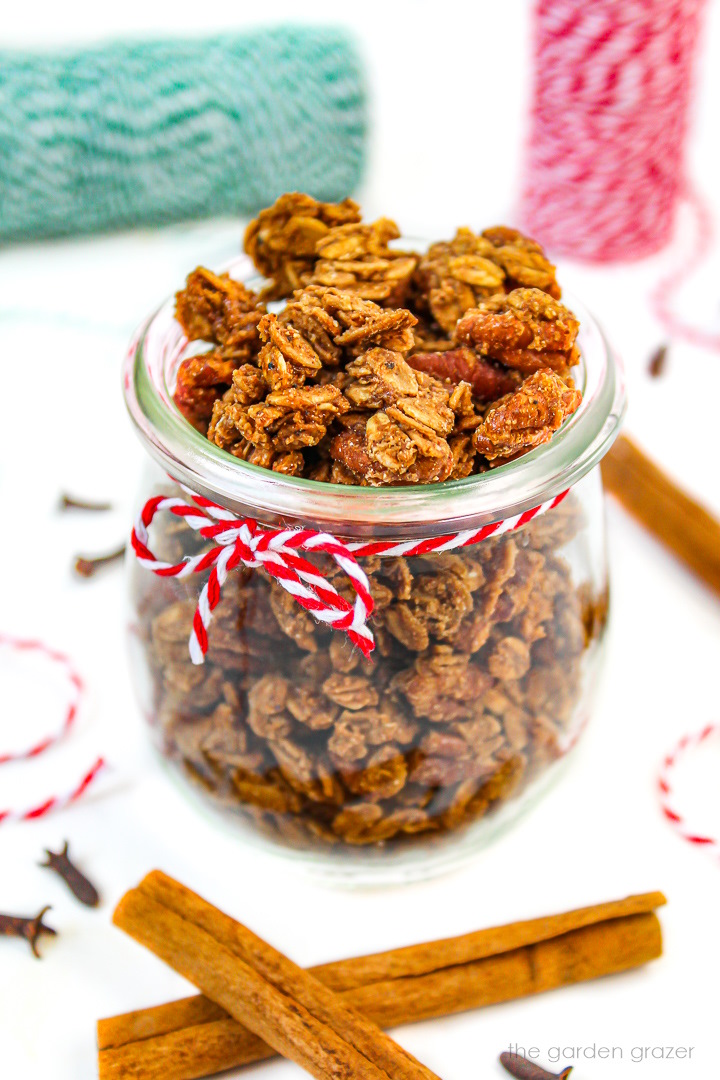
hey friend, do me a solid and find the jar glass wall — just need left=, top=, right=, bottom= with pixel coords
left=124, top=266, right=625, bottom=882
left=128, top=467, right=607, bottom=880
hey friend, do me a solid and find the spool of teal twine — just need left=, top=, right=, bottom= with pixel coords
left=0, top=28, right=367, bottom=242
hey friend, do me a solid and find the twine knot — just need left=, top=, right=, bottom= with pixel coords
left=131, top=491, right=375, bottom=664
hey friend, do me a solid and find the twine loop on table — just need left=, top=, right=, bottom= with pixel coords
left=131, top=486, right=569, bottom=665
left=0, top=635, right=106, bottom=825
left=658, top=723, right=719, bottom=856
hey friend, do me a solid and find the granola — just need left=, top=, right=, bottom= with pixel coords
left=174, top=200, right=582, bottom=485
left=243, top=193, right=361, bottom=300
left=410, top=226, right=559, bottom=336
left=136, top=490, right=605, bottom=853
left=309, top=218, right=417, bottom=306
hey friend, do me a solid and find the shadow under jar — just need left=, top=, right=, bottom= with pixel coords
left=124, top=259, right=625, bottom=883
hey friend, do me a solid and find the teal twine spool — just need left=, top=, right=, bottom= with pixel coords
left=0, top=28, right=367, bottom=242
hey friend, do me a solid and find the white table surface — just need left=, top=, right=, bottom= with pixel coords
left=1, top=3, right=720, bottom=1077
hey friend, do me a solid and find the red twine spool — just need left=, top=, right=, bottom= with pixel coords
left=520, top=0, right=707, bottom=262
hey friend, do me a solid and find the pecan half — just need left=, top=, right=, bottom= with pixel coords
left=472, top=369, right=582, bottom=461
left=455, top=288, right=580, bottom=374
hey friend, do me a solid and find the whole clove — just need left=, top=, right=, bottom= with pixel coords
left=647, top=343, right=668, bottom=378
left=40, top=840, right=100, bottom=907
left=0, top=906, right=56, bottom=958
left=73, top=544, right=126, bottom=578
left=500, top=1053, right=573, bottom=1079
left=59, top=493, right=113, bottom=512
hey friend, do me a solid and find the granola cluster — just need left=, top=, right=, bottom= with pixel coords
left=137, top=493, right=606, bottom=850
left=142, top=195, right=603, bottom=855
left=173, top=194, right=582, bottom=477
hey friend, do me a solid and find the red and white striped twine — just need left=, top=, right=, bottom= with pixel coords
left=0, top=635, right=106, bottom=824
left=521, top=0, right=707, bottom=261
left=658, top=723, right=719, bottom=856
left=521, top=0, right=719, bottom=352
left=0, top=758, right=107, bottom=826
left=131, top=486, right=569, bottom=665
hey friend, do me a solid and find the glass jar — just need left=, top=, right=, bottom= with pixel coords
left=124, top=254, right=625, bottom=882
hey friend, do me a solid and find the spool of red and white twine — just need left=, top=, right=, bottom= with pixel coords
left=521, top=0, right=719, bottom=349
left=0, top=635, right=105, bottom=825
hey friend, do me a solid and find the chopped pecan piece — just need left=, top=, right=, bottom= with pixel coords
left=394, top=648, right=492, bottom=722
left=173, top=351, right=238, bottom=430
left=455, top=288, right=580, bottom=374
left=408, top=347, right=520, bottom=402
left=472, top=369, right=582, bottom=461
left=488, top=637, right=531, bottom=679
left=322, top=673, right=379, bottom=710
left=243, top=193, right=361, bottom=300
left=286, top=687, right=338, bottom=730
left=327, top=705, right=417, bottom=764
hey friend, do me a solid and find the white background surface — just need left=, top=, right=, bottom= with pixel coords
left=1, top=3, right=719, bottom=1077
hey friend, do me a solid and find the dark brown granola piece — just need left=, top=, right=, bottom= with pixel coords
left=175, top=267, right=265, bottom=355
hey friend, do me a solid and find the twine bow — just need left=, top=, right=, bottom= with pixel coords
left=131, top=491, right=375, bottom=663
left=131, top=486, right=570, bottom=666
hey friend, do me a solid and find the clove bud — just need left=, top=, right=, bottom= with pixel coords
left=500, top=1052, right=573, bottom=1080
left=73, top=544, right=126, bottom=578
left=0, top=906, right=56, bottom=958
left=40, top=840, right=100, bottom=907
left=59, top=493, right=113, bottom=512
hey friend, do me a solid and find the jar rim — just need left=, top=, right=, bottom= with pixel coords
left=123, top=250, right=626, bottom=539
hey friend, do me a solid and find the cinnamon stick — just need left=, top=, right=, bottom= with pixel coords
left=102, top=889, right=665, bottom=1080
left=113, top=871, right=442, bottom=1080
left=601, top=434, right=720, bottom=599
